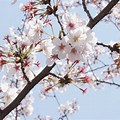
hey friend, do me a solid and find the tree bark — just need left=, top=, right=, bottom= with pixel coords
left=0, top=0, right=119, bottom=119
left=87, top=0, right=119, bottom=28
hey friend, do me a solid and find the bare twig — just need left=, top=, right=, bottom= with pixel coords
left=53, top=13, right=66, bottom=37
left=97, top=42, right=120, bottom=53
left=95, top=79, right=120, bottom=87
left=85, top=65, right=108, bottom=73
left=97, top=42, right=113, bottom=51
left=52, top=91, right=69, bottom=120
left=82, top=0, right=93, bottom=20
left=20, top=61, right=30, bottom=84
left=49, top=72, right=63, bottom=80
left=87, top=61, right=120, bottom=88
left=109, top=18, right=120, bottom=31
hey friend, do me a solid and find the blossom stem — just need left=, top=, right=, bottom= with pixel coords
left=82, top=0, right=93, bottom=20
left=20, top=60, right=30, bottom=84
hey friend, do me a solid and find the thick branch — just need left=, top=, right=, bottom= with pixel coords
left=87, top=0, right=119, bottom=28
left=0, top=0, right=119, bottom=119
left=0, top=63, right=55, bottom=120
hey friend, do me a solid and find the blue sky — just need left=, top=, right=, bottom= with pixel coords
left=0, top=1, right=120, bottom=120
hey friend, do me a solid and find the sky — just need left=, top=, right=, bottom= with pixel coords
left=0, top=1, right=120, bottom=120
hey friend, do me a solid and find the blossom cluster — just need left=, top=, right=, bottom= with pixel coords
left=110, top=2, right=120, bottom=27
left=58, top=99, right=79, bottom=115
left=46, top=13, right=97, bottom=66
left=0, top=16, right=45, bottom=111
left=0, top=0, right=120, bottom=120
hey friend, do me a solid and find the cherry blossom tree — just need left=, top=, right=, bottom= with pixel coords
left=0, top=0, right=120, bottom=120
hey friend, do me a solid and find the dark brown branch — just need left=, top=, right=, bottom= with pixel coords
left=21, top=61, right=30, bottom=84
left=97, top=42, right=113, bottom=51
left=82, top=0, right=93, bottom=20
left=0, top=0, right=119, bottom=119
left=0, top=63, right=55, bottom=120
left=96, top=80, right=120, bottom=87
left=53, top=13, right=66, bottom=37
left=87, top=0, right=119, bottom=28
left=97, top=42, right=120, bottom=53
left=49, top=72, right=63, bottom=80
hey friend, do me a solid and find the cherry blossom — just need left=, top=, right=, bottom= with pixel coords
left=45, top=22, right=97, bottom=65
left=35, top=115, right=53, bottom=120
left=60, top=0, right=81, bottom=11
left=0, top=76, right=9, bottom=93
left=25, top=18, right=44, bottom=43
left=58, top=99, right=79, bottom=115
left=0, top=0, right=120, bottom=120
left=62, top=12, right=85, bottom=31
left=52, top=37, right=70, bottom=59
left=3, top=87, right=18, bottom=107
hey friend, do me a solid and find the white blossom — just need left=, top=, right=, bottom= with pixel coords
left=0, top=76, right=9, bottom=92
left=4, top=87, right=18, bottom=107
left=58, top=99, right=79, bottom=115
left=22, top=94, right=34, bottom=116
left=25, top=18, right=44, bottom=43
left=52, top=37, right=70, bottom=59
left=62, top=12, right=85, bottom=31
left=23, top=104, right=34, bottom=116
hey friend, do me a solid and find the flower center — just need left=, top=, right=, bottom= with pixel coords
left=59, top=43, right=65, bottom=50
left=71, top=48, right=77, bottom=54
left=68, top=22, right=75, bottom=30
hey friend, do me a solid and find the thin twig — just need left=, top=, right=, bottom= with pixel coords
left=49, top=72, right=63, bottom=80
left=21, top=61, right=30, bottom=84
left=50, top=86, right=69, bottom=120
left=85, top=65, right=108, bottom=73
left=53, top=13, right=66, bottom=37
left=109, top=18, right=120, bottom=31
left=97, top=42, right=120, bottom=53
left=97, top=42, right=113, bottom=51
left=95, top=79, right=120, bottom=87
left=82, top=0, right=93, bottom=20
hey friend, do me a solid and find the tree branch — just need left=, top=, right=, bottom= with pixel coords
left=21, top=61, right=30, bottom=84
left=95, top=79, right=120, bottom=87
left=82, top=0, right=93, bottom=20
left=0, top=0, right=119, bottom=119
left=97, top=42, right=120, bottom=53
left=0, top=63, right=55, bottom=120
left=87, top=0, right=119, bottom=28
left=97, top=42, right=113, bottom=51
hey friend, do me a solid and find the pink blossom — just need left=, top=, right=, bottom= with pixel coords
left=52, top=37, right=70, bottom=59
left=62, top=12, right=85, bottom=31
